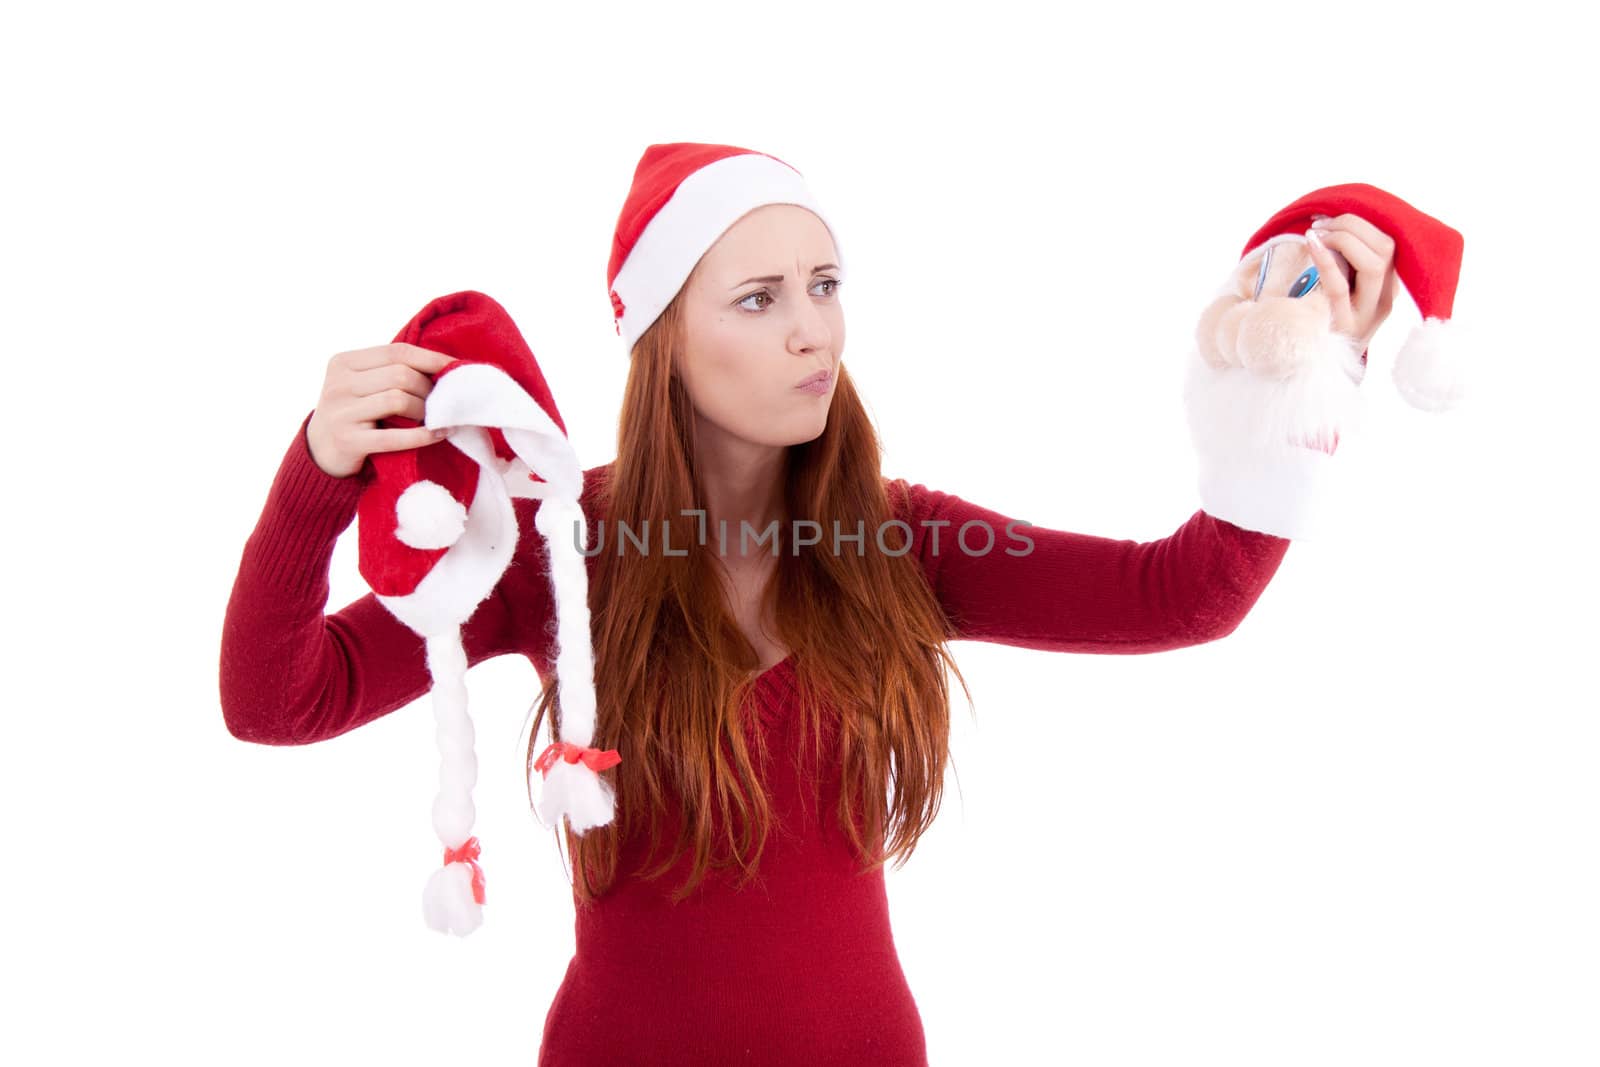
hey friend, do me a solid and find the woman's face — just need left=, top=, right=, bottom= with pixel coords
left=677, top=203, right=845, bottom=449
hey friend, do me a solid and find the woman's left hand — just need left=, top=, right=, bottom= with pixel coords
left=1304, top=212, right=1399, bottom=354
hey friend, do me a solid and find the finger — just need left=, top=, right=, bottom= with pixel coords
left=1309, top=225, right=1387, bottom=278
left=353, top=386, right=427, bottom=426
left=347, top=360, right=438, bottom=401
left=1304, top=232, right=1354, bottom=333
left=1311, top=227, right=1387, bottom=323
left=336, top=342, right=459, bottom=375
left=356, top=424, right=453, bottom=457
left=388, top=342, right=460, bottom=376
left=1309, top=213, right=1396, bottom=261
left=333, top=345, right=401, bottom=373
left=1376, top=264, right=1398, bottom=316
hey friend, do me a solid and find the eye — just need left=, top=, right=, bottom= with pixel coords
left=736, top=276, right=843, bottom=313
left=1288, top=266, right=1320, bottom=299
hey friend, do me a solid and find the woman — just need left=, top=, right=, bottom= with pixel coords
left=220, top=142, right=1398, bottom=1065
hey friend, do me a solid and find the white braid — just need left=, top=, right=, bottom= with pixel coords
left=530, top=494, right=618, bottom=834
left=420, top=629, right=484, bottom=937
left=533, top=495, right=598, bottom=745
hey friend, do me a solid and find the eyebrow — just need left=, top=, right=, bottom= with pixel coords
left=730, top=263, right=841, bottom=290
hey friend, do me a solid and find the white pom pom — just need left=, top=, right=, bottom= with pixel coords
left=421, top=858, right=483, bottom=937
left=1392, top=317, right=1466, bottom=413
left=536, top=757, right=618, bottom=835
left=394, top=479, right=468, bottom=550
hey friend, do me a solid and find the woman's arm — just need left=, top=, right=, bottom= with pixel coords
left=882, top=215, right=1395, bottom=654
left=219, top=411, right=545, bottom=745
left=887, top=478, right=1290, bottom=654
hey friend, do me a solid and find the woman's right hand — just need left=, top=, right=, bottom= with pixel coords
left=306, top=343, right=460, bottom=479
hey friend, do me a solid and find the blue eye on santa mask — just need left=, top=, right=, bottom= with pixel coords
left=1288, top=265, right=1320, bottom=299
left=1252, top=242, right=1324, bottom=300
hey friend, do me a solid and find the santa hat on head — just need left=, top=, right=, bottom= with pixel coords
left=357, top=289, right=619, bottom=938
left=606, top=141, right=847, bottom=354
left=1240, top=181, right=1467, bottom=413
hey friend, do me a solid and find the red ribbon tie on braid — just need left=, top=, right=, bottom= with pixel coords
left=534, top=740, right=623, bottom=778
left=443, top=835, right=487, bottom=905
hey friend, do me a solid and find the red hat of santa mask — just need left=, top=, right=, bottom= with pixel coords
left=1241, top=181, right=1467, bottom=413
left=606, top=141, right=847, bottom=354
left=357, top=289, right=618, bottom=938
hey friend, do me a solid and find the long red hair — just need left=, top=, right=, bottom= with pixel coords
left=526, top=285, right=971, bottom=903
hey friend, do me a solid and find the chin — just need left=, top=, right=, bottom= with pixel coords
left=753, top=417, right=827, bottom=449
left=790, top=408, right=831, bottom=445
left=735, top=401, right=831, bottom=448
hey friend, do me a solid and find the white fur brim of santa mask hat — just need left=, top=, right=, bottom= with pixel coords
left=356, top=289, right=619, bottom=938
left=1182, top=181, right=1468, bottom=541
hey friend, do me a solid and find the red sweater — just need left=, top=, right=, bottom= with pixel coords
left=220, top=412, right=1291, bottom=1065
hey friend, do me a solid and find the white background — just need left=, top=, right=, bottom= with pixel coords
left=5, top=2, right=1595, bottom=1064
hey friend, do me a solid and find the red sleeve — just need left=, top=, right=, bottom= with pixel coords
left=886, top=478, right=1291, bottom=654
left=218, top=411, right=544, bottom=745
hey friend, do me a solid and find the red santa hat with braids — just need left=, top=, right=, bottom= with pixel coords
left=356, top=142, right=844, bottom=936
left=357, top=289, right=617, bottom=937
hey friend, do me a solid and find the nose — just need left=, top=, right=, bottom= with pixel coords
left=787, top=292, right=834, bottom=357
